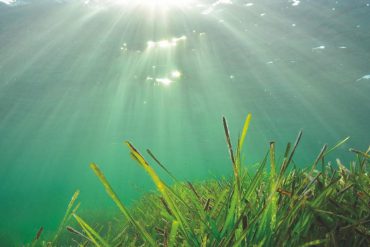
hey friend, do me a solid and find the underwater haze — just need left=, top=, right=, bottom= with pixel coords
left=0, top=0, right=369, bottom=245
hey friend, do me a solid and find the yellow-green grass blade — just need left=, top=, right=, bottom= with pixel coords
left=73, top=214, right=110, bottom=247
left=66, top=202, right=81, bottom=223
left=220, top=188, right=238, bottom=238
left=268, top=142, right=278, bottom=230
left=323, top=137, right=350, bottom=157
left=168, top=220, right=179, bottom=247
left=125, top=142, right=199, bottom=246
left=298, top=239, right=327, bottom=247
left=53, top=190, right=80, bottom=243
left=125, top=142, right=165, bottom=193
left=90, top=163, right=157, bottom=246
left=238, top=113, right=252, bottom=155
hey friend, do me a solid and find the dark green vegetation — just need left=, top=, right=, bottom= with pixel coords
left=30, top=115, right=369, bottom=247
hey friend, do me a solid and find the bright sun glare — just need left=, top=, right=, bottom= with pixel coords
left=115, top=0, right=197, bottom=8
left=142, top=0, right=195, bottom=6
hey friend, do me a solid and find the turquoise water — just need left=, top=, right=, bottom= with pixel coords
left=0, top=0, right=369, bottom=245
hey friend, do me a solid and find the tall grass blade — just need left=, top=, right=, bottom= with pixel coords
left=269, top=141, right=278, bottom=230
left=147, top=149, right=177, bottom=182
left=30, top=226, right=43, bottom=247
left=222, top=116, right=235, bottom=167
left=168, top=220, right=179, bottom=247
left=349, top=148, right=370, bottom=159
left=280, top=130, right=302, bottom=176
left=125, top=142, right=199, bottom=246
left=90, top=163, right=157, bottom=246
left=324, top=137, right=350, bottom=157
left=299, top=239, right=327, bottom=247
left=310, top=144, right=327, bottom=175
left=53, top=190, right=80, bottom=243
left=286, top=130, right=303, bottom=167
left=66, top=226, right=92, bottom=242
left=238, top=114, right=252, bottom=153
left=73, top=214, right=110, bottom=247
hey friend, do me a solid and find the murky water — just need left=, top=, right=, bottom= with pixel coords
left=0, top=0, right=369, bottom=245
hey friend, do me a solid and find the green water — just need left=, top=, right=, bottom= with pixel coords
left=0, top=0, right=369, bottom=245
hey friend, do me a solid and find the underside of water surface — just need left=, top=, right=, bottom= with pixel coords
left=0, top=0, right=369, bottom=245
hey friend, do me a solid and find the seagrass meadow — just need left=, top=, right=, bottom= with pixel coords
left=27, top=114, right=370, bottom=246
left=1, top=0, right=370, bottom=246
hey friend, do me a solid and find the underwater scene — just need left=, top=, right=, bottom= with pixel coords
left=0, top=0, right=369, bottom=246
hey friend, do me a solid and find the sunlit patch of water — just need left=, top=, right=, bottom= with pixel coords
left=155, top=77, right=172, bottom=86
left=202, top=0, right=232, bottom=15
left=146, top=36, right=186, bottom=50
left=146, top=69, right=182, bottom=86
left=291, top=0, right=300, bottom=6
left=312, top=45, right=325, bottom=51
left=356, top=74, right=370, bottom=82
left=171, top=70, right=181, bottom=78
left=0, top=0, right=15, bottom=4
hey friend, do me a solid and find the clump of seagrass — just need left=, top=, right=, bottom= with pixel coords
left=30, top=114, right=369, bottom=247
